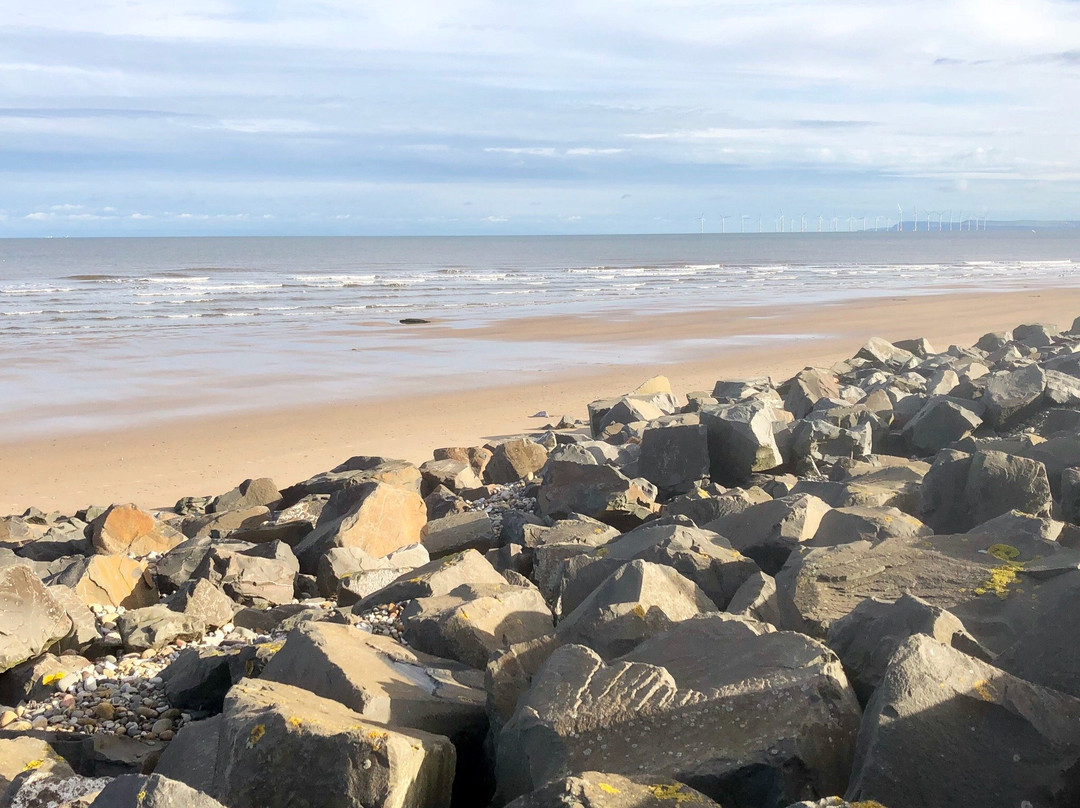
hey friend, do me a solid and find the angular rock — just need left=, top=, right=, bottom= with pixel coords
left=316, top=543, right=429, bottom=600
left=901, top=396, right=982, bottom=455
left=846, top=634, right=1080, bottom=808
left=90, top=504, right=184, bottom=557
left=259, top=623, right=487, bottom=806
left=194, top=540, right=299, bottom=606
left=420, top=459, right=484, bottom=495
left=214, top=678, right=456, bottom=808
left=725, top=571, right=781, bottom=626
left=46, top=584, right=99, bottom=653
left=700, top=400, right=788, bottom=485
left=117, top=604, right=205, bottom=652
left=162, top=645, right=264, bottom=712
left=920, top=449, right=1053, bottom=533
left=0, top=652, right=89, bottom=705
left=775, top=533, right=1077, bottom=653
left=503, top=771, right=722, bottom=808
left=554, top=560, right=717, bottom=660
left=705, top=494, right=831, bottom=575
left=811, top=505, right=931, bottom=547
left=791, top=418, right=872, bottom=472
left=496, top=622, right=860, bottom=805
left=166, top=579, right=236, bottom=630
left=975, top=330, right=1012, bottom=352
left=154, top=536, right=213, bottom=595
left=0, top=737, right=75, bottom=791
left=856, top=337, right=917, bottom=370
left=785, top=368, right=840, bottom=420
left=292, top=481, right=427, bottom=573
left=826, top=593, right=987, bottom=704
left=402, top=583, right=553, bottom=669
left=0, top=566, right=73, bottom=673
left=182, top=506, right=271, bottom=540
left=90, top=774, right=226, bottom=808
left=981, top=363, right=1046, bottom=427
left=637, top=422, right=709, bottom=498
left=279, top=456, right=422, bottom=506
left=1013, top=321, right=1059, bottom=347
left=152, top=715, right=221, bottom=795
left=554, top=523, right=757, bottom=617
left=353, top=549, right=508, bottom=611
left=484, top=439, right=549, bottom=485
left=421, top=512, right=497, bottom=559
left=48, top=554, right=157, bottom=609
left=536, top=461, right=657, bottom=530
left=207, top=477, right=281, bottom=514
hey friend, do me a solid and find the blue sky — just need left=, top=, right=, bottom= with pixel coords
left=1, top=0, right=1079, bottom=236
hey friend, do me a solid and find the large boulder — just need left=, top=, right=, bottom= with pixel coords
left=194, top=540, right=298, bottom=606
left=213, top=678, right=456, bottom=808
left=920, top=449, right=1053, bottom=533
left=316, top=543, right=428, bottom=600
left=48, top=554, right=157, bottom=609
left=0, top=565, right=72, bottom=673
left=484, top=439, right=549, bottom=484
left=637, top=422, right=710, bottom=498
left=419, top=459, right=484, bottom=494
left=90, top=504, right=184, bottom=556
left=826, top=593, right=987, bottom=704
left=0, top=736, right=76, bottom=791
left=207, top=477, right=281, bottom=514
left=182, top=506, right=271, bottom=540
left=495, top=618, right=861, bottom=805
left=810, top=506, right=931, bottom=547
left=846, top=634, right=1080, bottom=807
left=554, top=523, right=758, bottom=616
left=554, top=560, right=718, bottom=660
left=785, top=368, right=840, bottom=420
left=981, top=363, right=1046, bottom=427
left=162, top=645, right=262, bottom=712
left=259, top=623, right=489, bottom=806
left=995, top=580, right=1080, bottom=698
left=292, top=480, right=427, bottom=573
left=855, top=337, right=917, bottom=370
left=352, top=549, right=508, bottom=611
left=536, top=461, right=657, bottom=530
left=279, top=456, right=422, bottom=506
left=116, top=604, right=205, bottom=652
left=90, top=773, right=226, bottom=808
left=166, top=579, right=236, bottom=630
left=503, top=771, right=722, bottom=808
left=700, top=400, right=787, bottom=485
left=421, top=512, right=497, bottom=559
left=705, top=494, right=831, bottom=575
left=775, top=533, right=1078, bottom=653
left=901, top=397, right=982, bottom=455
left=401, top=583, right=553, bottom=670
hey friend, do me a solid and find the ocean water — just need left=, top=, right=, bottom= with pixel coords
left=2, top=232, right=1079, bottom=439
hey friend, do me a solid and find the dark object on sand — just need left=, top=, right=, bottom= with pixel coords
left=399, top=318, right=431, bottom=324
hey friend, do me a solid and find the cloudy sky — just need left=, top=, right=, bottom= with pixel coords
left=2, top=0, right=1079, bottom=236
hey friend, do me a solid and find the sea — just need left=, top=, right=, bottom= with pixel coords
left=3, top=232, right=1080, bottom=440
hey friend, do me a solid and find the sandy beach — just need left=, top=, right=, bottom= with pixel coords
left=5, top=286, right=1080, bottom=515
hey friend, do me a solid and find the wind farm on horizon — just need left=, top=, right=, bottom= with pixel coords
left=697, top=206, right=990, bottom=234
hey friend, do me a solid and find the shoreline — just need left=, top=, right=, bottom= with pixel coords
left=5, top=285, right=1080, bottom=515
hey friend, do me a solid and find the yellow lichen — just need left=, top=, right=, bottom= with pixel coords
left=459, top=610, right=470, bottom=621
left=987, top=543, right=1020, bottom=561
left=597, top=783, right=621, bottom=795
left=40, top=672, right=64, bottom=686
left=594, top=547, right=610, bottom=558
left=852, top=802, right=890, bottom=808
left=632, top=604, right=647, bottom=618
left=287, top=716, right=303, bottom=728
left=648, top=783, right=693, bottom=803
left=247, top=724, right=266, bottom=747
left=23, top=760, right=43, bottom=771
left=974, top=560, right=1024, bottom=599
left=972, top=679, right=998, bottom=702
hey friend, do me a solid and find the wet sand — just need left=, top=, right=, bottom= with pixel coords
left=4, top=287, right=1080, bottom=515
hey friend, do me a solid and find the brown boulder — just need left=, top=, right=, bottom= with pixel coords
left=90, top=504, right=184, bottom=556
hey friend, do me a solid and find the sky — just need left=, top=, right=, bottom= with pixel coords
left=1, top=0, right=1079, bottom=236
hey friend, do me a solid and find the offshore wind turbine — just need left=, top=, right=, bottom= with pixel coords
left=741, top=214, right=750, bottom=233
left=861, top=216, right=867, bottom=231
left=875, top=215, right=882, bottom=231
left=699, top=213, right=705, bottom=234
left=913, top=204, right=918, bottom=233
left=897, top=204, right=903, bottom=232
left=801, top=213, right=806, bottom=233
left=779, top=209, right=785, bottom=233
left=719, top=214, right=731, bottom=234
left=818, top=214, right=824, bottom=233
